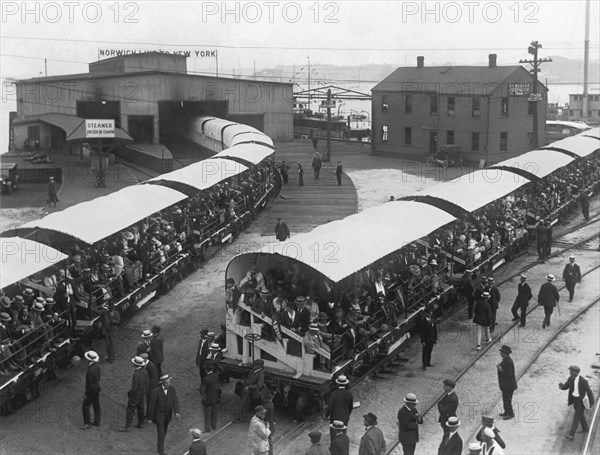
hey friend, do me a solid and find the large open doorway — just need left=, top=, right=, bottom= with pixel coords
left=128, top=115, right=154, bottom=143
left=76, top=101, right=121, bottom=125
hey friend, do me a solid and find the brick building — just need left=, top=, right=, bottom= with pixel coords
left=567, top=93, right=600, bottom=121
left=371, top=54, right=547, bottom=164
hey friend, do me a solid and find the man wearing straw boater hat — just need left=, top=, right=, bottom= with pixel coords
left=325, top=375, right=353, bottom=443
left=148, top=374, right=180, bottom=455
left=80, top=350, right=101, bottom=429
left=329, top=420, right=349, bottom=455
left=538, top=273, right=560, bottom=329
left=397, top=393, right=423, bottom=455
left=438, top=416, right=463, bottom=455
left=120, top=356, right=149, bottom=432
left=475, top=415, right=506, bottom=449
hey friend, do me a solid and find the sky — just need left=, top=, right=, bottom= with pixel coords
left=1, top=0, right=599, bottom=152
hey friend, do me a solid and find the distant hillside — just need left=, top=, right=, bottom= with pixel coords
left=255, top=56, right=599, bottom=87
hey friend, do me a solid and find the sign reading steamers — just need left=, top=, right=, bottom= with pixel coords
left=85, top=119, right=115, bottom=138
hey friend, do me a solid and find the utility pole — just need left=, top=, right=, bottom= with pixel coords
left=519, top=41, right=552, bottom=150
left=583, top=0, right=591, bottom=118
left=326, top=88, right=331, bottom=162
left=307, top=57, right=311, bottom=110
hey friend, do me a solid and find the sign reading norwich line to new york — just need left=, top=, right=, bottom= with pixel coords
left=85, top=119, right=115, bottom=138
left=508, top=83, right=531, bottom=96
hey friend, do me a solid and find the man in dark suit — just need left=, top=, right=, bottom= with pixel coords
left=140, top=353, right=159, bottom=422
left=138, top=330, right=152, bottom=356
left=473, top=292, right=492, bottom=350
left=335, top=161, right=343, bottom=186
left=562, top=255, right=582, bottom=302
left=538, top=274, right=560, bottom=328
left=187, top=428, right=207, bottom=455
left=81, top=351, right=101, bottom=429
left=326, top=376, right=353, bottom=443
left=274, top=218, right=290, bottom=241
left=511, top=275, right=532, bottom=327
left=120, top=356, right=149, bottom=431
left=237, top=359, right=265, bottom=421
left=151, top=325, right=164, bottom=377
left=200, top=361, right=221, bottom=432
left=359, top=413, right=386, bottom=455
left=330, top=420, right=350, bottom=455
left=486, top=277, right=501, bottom=333
left=437, top=417, right=463, bottom=455
left=397, top=393, right=423, bottom=455
left=196, top=330, right=215, bottom=380
left=497, top=345, right=518, bottom=420
left=148, top=374, right=181, bottom=455
left=559, top=365, right=595, bottom=440
left=419, top=310, right=437, bottom=370
left=437, top=379, right=458, bottom=434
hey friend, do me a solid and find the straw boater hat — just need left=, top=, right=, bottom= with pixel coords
left=446, top=416, right=461, bottom=428
left=23, top=289, right=34, bottom=297
left=159, top=374, right=170, bottom=383
left=330, top=420, right=347, bottom=430
left=44, top=298, right=55, bottom=306
left=189, top=429, right=202, bottom=438
left=13, top=295, right=24, bottom=305
left=0, top=312, right=12, bottom=322
left=131, top=356, right=145, bottom=367
left=0, top=296, right=11, bottom=309
left=141, top=329, right=153, bottom=338
left=35, top=297, right=45, bottom=305
left=209, top=343, right=220, bottom=350
left=335, top=375, right=349, bottom=386
left=32, top=301, right=45, bottom=312
left=482, top=292, right=490, bottom=299
left=85, top=351, right=99, bottom=363
left=404, top=393, right=419, bottom=404
left=547, top=274, right=555, bottom=282
left=483, top=427, right=495, bottom=438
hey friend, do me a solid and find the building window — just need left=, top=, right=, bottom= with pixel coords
left=405, top=127, right=412, bottom=145
left=430, top=94, right=438, bottom=115
left=405, top=94, right=412, bottom=114
left=500, top=132, right=508, bottom=151
left=382, top=125, right=388, bottom=142
left=447, top=97, right=455, bottom=117
left=447, top=130, right=454, bottom=144
left=382, top=95, right=389, bottom=112
left=501, top=97, right=509, bottom=116
left=472, top=132, right=480, bottom=152
left=569, top=110, right=574, bottom=116
left=528, top=101, right=535, bottom=116
left=472, top=97, right=480, bottom=118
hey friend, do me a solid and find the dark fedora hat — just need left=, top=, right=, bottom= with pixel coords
left=499, top=345, right=512, bottom=354
left=363, top=413, right=378, bottom=425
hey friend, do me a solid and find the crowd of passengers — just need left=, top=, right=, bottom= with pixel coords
left=0, top=162, right=275, bottom=378
left=227, top=152, right=600, bottom=367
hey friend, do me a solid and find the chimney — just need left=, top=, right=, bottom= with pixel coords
left=489, top=54, right=497, bottom=68
left=417, top=56, right=424, bottom=68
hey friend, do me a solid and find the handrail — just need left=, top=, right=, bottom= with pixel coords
left=582, top=386, right=600, bottom=455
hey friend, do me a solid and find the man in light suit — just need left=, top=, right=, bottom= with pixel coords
left=147, top=374, right=181, bottom=455
left=562, top=255, right=582, bottom=302
left=559, top=365, right=595, bottom=440
left=437, top=417, right=463, bottom=455
left=359, top=413, right=386, bottom=455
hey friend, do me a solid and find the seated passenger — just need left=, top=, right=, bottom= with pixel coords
left=239, top=265, right=264, bottom=290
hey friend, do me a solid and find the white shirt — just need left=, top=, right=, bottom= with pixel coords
left=572, top=374, right=580, bottom=397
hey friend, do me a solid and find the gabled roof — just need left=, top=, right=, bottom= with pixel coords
left=372, top=65, right=547, bottom=94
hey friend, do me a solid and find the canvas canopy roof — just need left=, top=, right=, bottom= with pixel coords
left=583, top=126, right=600, bottom=139
left=145, top=159, right=248, bottom=192
left=543, top=135, right=600, bottom=158
left=489, top=149, right=575, bottom=180
left=229, top=132, right=274, bottom=147
left=212, top=144, right=274, bottom=165
left=227, top=201, right=455, bottom=283
left=408, top=169, right=530, bottom=213
left=9, top=185, right=186, bottom=245
left=1, top=237, right=67, bottom=289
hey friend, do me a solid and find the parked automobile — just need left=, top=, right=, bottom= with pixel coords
left=0, top=163, right=19, bottom=194
left=427, top=144, right=463, bottom=168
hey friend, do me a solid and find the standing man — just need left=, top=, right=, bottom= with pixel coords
left=536, top=220, right=548, bottom=262
left=475, top=415, right=506, bottom=449
left=274, top=218, right=290, bottom=242
left=487, top=277, right=500, bottom=333
left=81, top=350, right=101, bottom=429
left=279, top=161, right=289, bottom=185
left=248, top=405, right=271, bottom=455
left=305, top=430, right=328, bottom=455
left=150, top=325, right=164, bottom=377
left=335, top=161, right=343, bottom=186
left=473, top=292, right=492, bottom=350
left=497, top=345, right=518, bottom=420
left=330, top=421, right=350, bottom=455
left=545, top=219, right=553, bottom=257
left=438, top=417, right=463, bottom=455
left=138, top=330, right=152, bottom=356
left=578, top=189, right=590, bottom=221
left=511, top=275, right=532, bottom=327
left=437, top=379, right=458, bottom=434
left=43, top=176, right=59, bottom=210
left=238, top=359, right=265, bottom=422
left=200, top=360, right=221, bottom=433
left=311, top=134, right=319, bottom=152
left=419, top=310, right=437, bottom=370
left=140, top=353, right=158, bottom=423
left=188, top=429, right=207, bottom=455
left=562, top=255, right=582, bottom=302
left=538, top=274, right=560, bottom=329
left=359, top=413, right=386, bottom=455
left=120, top=356, right=149, bottom=432
left=312, top=152, right=322, bottom=181
left=397, top=393, right=423, bottom=455
left=559, top=365, right=595, bottom=440
left=297, top=162, right=304, bottom=187
left=196, top=330, right=215, bottom=381
left=102, top=302, right=120, bottom=363
left=326, top=375, right=353, bottom=442
left=147, top=374, right=181, bottom=455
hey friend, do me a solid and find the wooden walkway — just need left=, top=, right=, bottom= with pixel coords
left=261, top=141, right=358, bottom=235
